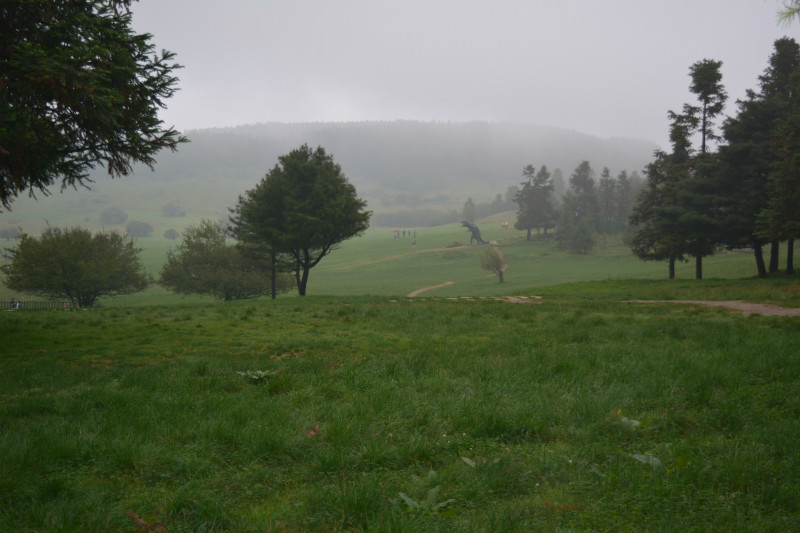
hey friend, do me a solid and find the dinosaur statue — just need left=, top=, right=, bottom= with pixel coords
left=461, top=220, right=489, bottom=245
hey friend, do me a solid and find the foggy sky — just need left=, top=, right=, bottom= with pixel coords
left=132, top=0, right=796, bottom=150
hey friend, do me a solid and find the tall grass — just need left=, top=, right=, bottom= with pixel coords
left=1, top=281, right=799, bottom=531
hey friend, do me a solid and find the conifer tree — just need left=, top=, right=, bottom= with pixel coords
left=0, top=0, right=186, bottom=209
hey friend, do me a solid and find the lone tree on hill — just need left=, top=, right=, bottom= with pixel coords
left=229, top=144, right=371, bottom=296
left=3, top=226, right=150, bottom=307
left=0, top=0, right=186, bottom=209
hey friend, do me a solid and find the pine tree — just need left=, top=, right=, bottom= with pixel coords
left=719, top=38, right=800, bottom=277
left=0, top=0, right=186, bottom=209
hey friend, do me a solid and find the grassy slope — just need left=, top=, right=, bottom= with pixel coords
left=2, top=185, right=799, bottom=530
left=0, top=177, right=778, bottom=304
left=1, top=281, right=798, bottom=531
left=2, top=216, right=774, bottom=305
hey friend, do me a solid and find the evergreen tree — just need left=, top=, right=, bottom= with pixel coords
left=514, top=165, right=555, bottom=239
left=531, top=165, right=557, bottom=235
left=758, top=70, right=800, bottom=274
left=672, top=59, right=728, bottom=279
left=229, top=145, right=371, bottom=297
left=0, top=0, right=186, bottom=209
left=615, top=170, right=635, bottom=228
left=689, top=59, right=728, bottom=155
left=556, top=161, right=598, bottom=252
left=513, top=170, right=536, bottom=241
left=597, top=167, right=618, bottom=232
left=719, top=38, right=800, bottom=277
left=629, top=115, right=694, bottom=279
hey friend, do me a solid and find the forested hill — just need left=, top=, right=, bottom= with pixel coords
left=142, top=121, right=657, bottom=202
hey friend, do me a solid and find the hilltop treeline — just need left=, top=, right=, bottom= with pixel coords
left=123, top=121, right=655, bottom=221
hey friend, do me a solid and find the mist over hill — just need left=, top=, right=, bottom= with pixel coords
left=100, top=121, right=657, bottom=226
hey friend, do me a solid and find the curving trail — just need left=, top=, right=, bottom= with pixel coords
left=405, top=245, right=508, bottom=297
left=407, top=281, right=455, bottom=297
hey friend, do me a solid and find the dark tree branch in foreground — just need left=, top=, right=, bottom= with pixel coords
left=0, top=0, right=187, bottom=209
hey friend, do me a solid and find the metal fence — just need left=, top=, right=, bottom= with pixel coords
left=1, top=300, right=71, bottom=310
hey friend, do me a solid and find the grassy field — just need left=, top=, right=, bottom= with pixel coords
left=1, top=278, right=799, bottom=531
left=2, top=188, right=799, bottom=530
left=0, top=207, right=781, bottom=305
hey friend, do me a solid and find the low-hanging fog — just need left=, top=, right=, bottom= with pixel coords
left=132, top=0, right=794, bottom=150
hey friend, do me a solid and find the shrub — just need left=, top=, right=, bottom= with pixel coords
left=126, top=221, right=154, bottom=237
left=99, top=206, right=128, bottom=225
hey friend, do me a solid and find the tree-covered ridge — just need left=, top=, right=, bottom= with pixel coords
left=119, top=121, right=656, bottom=197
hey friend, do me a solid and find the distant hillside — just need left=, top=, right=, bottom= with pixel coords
left=43, top=121, right=659, bottom=228
left=138, top=121, right=655, bottom=197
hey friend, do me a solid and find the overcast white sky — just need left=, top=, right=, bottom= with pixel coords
left=132, top=0, right=796, bottom=150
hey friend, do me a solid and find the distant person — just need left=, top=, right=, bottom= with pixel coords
left=9, top=297, right=16, bottom=310
left=412, top=239, right=416, bottom=250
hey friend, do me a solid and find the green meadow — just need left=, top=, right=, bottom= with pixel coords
left=2, top=188, right=800, bottom=531
left=0, top=206, right=776, bottom=305
left=1, top=279, right=799, bottom=532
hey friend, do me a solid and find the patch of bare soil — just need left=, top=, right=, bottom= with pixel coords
left=627, top=300, right=800, bottom=317
left=406, top=246, right=509, bottom=298
left=407, top=281, right=454, bottom=297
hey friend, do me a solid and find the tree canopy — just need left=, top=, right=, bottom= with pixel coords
left=0, top=0, right=186, bottom=209
left=229, top=144, right=371, bottom=296
left=3, top=226, right=149, bottom=306
left=629, top=37, right=800, bottom=279
left=514, top=164, right=556, bottom=240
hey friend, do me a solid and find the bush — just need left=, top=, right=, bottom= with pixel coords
left=126, top=221, right=154, bottom=237
left=160, top=219, right=288, bottom=300
left=3, top=226, right=150, bottom=307
left=99, top=206, right=128, bottom=225
left=162, top=202, right=186, bottom=217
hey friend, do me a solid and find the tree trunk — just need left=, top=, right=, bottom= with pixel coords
left=270, top=253, right=277, bottom=299
left=526, top=228, right=531, bottom=241
left=753, top=243, right=767, bottom=278
left=787, top=239, right=795, bottom=275
left=498, top=270, right=504, bottom=283
left=298, top=267, right=310, bottom=296
left=695, top=255, right=703, bottom=280
left=669, top=257, right=675, bottom=280
left=770, top=240, right=780, bottom=272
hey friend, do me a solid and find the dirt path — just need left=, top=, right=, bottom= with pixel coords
left=626, top=300, right=800, bottom=317
left=407, top=281, right=455, bottom=297
left=406, top=246, right=508, bottom=297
